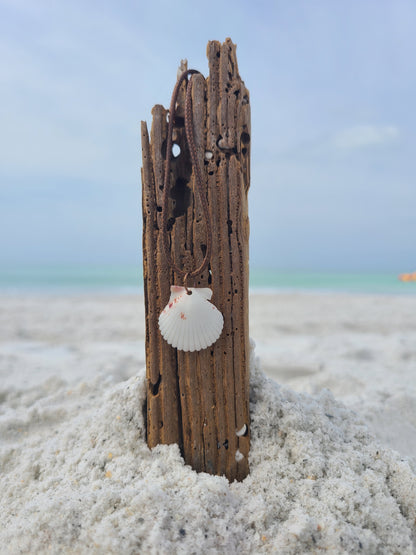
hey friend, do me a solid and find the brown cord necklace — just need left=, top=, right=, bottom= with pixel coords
left=161, top=69, right=212, bottom=288
left=158, top=69, right=224, bottom=352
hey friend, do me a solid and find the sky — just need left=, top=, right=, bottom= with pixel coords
left=1, top=0, right=415, bottom=272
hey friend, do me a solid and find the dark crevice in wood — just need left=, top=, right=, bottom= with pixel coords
left=150, top=374, right=162, bottom=396
left=171, top=178, right=191, bottom=218
left=174, top=349, right=184, bottom=456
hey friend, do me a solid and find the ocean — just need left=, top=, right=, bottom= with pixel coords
left=0, top=265, right=415, bottom=295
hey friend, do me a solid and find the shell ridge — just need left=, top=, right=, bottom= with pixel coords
left=177, top=306, right=187, bottom=350
left=159, top=307, right=179, bottom=337
left=160, top=306, right=181, bottom=335
left=195, top=314, right=208, bottom=350
left=159, top=295, right=184, bottom=346
left=193, top=299, right=214, bottom=349
left=190, top=319, right=199, bottom=351
left=205, top=319, right=220, bottom=346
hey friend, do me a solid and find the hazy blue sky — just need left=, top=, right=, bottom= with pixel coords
left=1, top=0, right=415, bottom=271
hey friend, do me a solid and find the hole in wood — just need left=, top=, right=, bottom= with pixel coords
left=156, top=206, right=162, bottom=212
left=174, top=116, right=184, bottom=127
left=142, top=399, right=147, bottom=439
left=151, top=375, right=162, bottom=396
left=223, top=439, right=229, bottom=450
left=208, top=170, right=214, bottom=175
left=161, top=139, right=167, bottom=158
left=227, top=220, right=233, bottom=235
left=172, top=143, right=181, bottom=158
left=242, top=147, right=247, bottom=155
left=170, top=177, right=191, bottom=218
left=200, top=244, right=207, bottom=257
left=242, top=95, right=249, bottom=105
left=241, top=132, right=250, bottom=144
left=166, top=217, right=175, bottom=232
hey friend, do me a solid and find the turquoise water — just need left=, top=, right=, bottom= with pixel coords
left=0, top=265, right=415, bottom=295
left=250, top=269, right=416, bottom=295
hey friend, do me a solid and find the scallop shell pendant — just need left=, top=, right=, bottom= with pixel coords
left=159, top=286, right=224, bottom=352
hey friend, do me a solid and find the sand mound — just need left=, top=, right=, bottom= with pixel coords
left=1, top=344, right=415, bottom=554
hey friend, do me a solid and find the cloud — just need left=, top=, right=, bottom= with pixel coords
left=333, top=124, right=399, bottom=150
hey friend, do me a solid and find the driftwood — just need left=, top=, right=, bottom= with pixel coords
left=141, top=38, right=250, bottom=482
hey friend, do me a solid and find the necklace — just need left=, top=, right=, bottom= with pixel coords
left=158, top=69, right=223, bottom=352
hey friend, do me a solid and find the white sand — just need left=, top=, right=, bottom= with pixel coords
left=251, top=293, right=416, bottom=464
left=1, top=293, right=415, bottom=553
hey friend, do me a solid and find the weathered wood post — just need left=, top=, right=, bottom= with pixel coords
left=141, top=38, right=250, bottom=482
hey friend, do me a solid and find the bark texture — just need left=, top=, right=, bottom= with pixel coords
left=141, top=38, right=250, bottom=481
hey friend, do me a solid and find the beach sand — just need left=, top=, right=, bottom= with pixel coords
left=1, top=293, right=415, bottom=553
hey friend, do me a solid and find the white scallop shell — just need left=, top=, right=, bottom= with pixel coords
left=159, top=286, right=224, bottom=352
